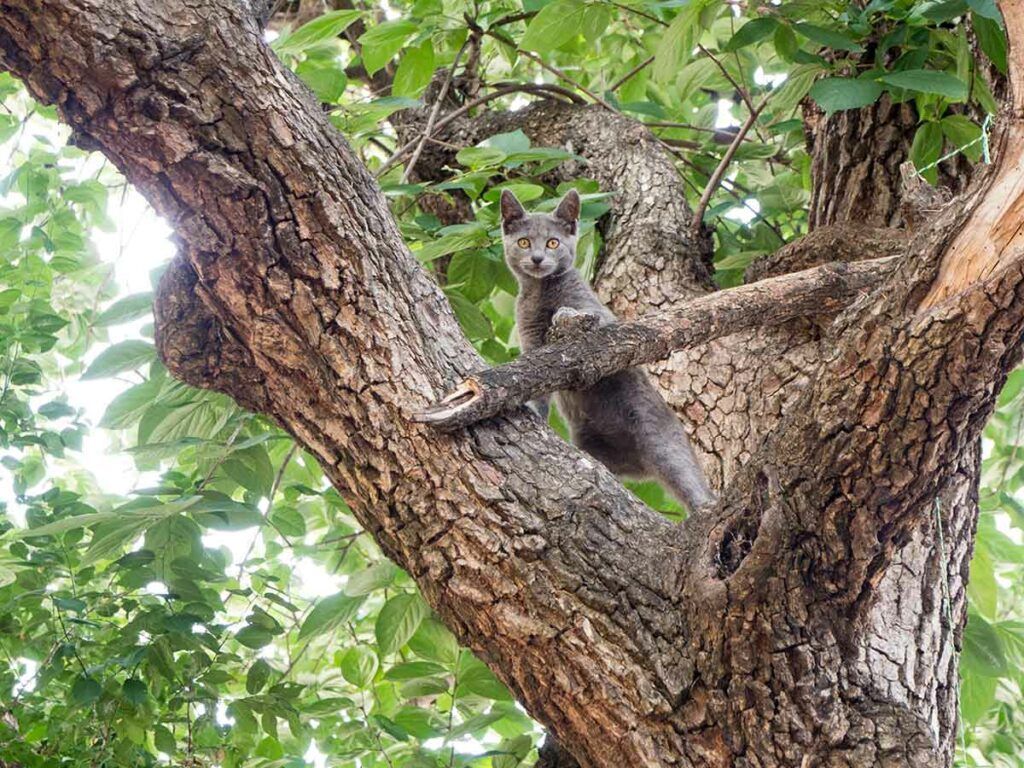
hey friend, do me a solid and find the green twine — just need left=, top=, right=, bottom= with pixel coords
left=934, top=498, right=969, bottom=764
left=915, top=113, right=993, bottom=180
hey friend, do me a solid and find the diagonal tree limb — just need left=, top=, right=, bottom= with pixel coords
left=714, top=0, right=1024, bottom=604
left=0, top=3, right=694, bottom=764
left=414, top=258, right=892, bottom=429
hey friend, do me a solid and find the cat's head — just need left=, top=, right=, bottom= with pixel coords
left=499, top=189, right=580, bottom=280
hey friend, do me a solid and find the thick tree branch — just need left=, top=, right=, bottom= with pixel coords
left=0, top=4, right=693, bottom=765
left=415, top=258, right=890, bottom=429
left=716, top=0, right=1024, bottom=603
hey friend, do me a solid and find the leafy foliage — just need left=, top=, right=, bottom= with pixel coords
left=0, top=0, right=1021, bottom=766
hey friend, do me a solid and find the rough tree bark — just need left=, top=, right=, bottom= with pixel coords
left=2, top=1, right=1022, bottom=766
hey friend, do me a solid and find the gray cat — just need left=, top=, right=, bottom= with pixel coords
left=500, top=188, right=716, bottom=512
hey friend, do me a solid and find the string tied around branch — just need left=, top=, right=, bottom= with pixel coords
left=914, top=113, right=993, bottom=181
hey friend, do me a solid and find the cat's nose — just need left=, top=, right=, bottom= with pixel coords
left=531, top=255, right=543, bottom=265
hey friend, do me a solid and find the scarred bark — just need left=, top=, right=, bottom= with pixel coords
left=2, top=1, right=1022, bottom=766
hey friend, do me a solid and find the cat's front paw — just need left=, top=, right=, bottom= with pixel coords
left=548, top=307, right=601, bottom=341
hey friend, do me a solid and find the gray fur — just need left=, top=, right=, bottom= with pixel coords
left=500, top=189, right=716, bottom=512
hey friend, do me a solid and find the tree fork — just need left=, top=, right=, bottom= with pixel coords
left=3, top=1, right=1024, bottom=766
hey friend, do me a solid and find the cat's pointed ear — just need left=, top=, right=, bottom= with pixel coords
left=553, top=189, right=580, bottom=233
left=500, top=190, right=526, bottom=228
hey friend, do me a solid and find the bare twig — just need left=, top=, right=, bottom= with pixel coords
left=236, top=444, right=299, bottom=577
left=608, top=55, right=655, bottom=92
left=697, top=43, right=758, bottom=116
left=400, top=38, right=471, bottom=183
left=605, top=0, right=665, bottom=27
left=374, top=83, right=580, bottom=177
left=692, top=95, right=769, bottom=229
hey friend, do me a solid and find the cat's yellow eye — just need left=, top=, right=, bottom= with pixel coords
left=546, top=238, right=560, bottom=249
left=517, top=237, right=531, bottom=248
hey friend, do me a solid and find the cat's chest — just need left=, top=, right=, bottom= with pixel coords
left=516, top=301, right=556, bottom=352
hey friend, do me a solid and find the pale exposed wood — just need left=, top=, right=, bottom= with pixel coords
left=921, top=1, right=1024, bottom=308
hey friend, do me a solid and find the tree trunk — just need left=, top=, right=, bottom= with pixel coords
left=3, top=2, right=1023, bottom=766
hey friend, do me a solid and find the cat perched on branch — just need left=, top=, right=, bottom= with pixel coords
left=500, top=188, right=715, bottom=512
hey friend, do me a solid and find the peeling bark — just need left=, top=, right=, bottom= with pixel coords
left=2, top=1, right=1022, bottom=766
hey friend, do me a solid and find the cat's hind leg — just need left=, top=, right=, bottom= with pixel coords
left=643, top=431, right=716, bottom=513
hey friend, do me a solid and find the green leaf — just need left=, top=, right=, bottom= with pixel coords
left=255, top=736, right=284, bottom=759
left=122, top=678, right=148, bottom=705
left=674, top=57, right=721, bottom=104
left=446, top=290, right=492, bottom=341
left=99, top=376, right=163, bottom=429
left=0, top=114, right=19, bottom=143
left=909, top=121, right=944, bottom=184
left=153, top=725, right=176, bottom=754
left=581, top=4, right=611, bottom=43
left=940, top=115, right=984, bottom=163
left=81, top=340, right=155, bottom=380
left=39, top=499, right=200, bottom=565
left=392, top=39, right=435, bottom=98
left=273, top=9, right=362, bottom=55
left=484, top=130, right=531, bottom=155
left=193, top=496, right=263, bottom=530
left=446, top=709, right=504, bottom=740
left=808, top=77, right=882, bottom=114
left=770, top=64, right=823, bottom=116
left=653, top=0, right=709, bottom=83
left=974, top=12, right=1008, bottom=74
left=967, top=0, right=1003, bottom=23
left=71, top=675, right=102, bottom=705
left=520, top=0, right=587, bottom=53
left=298, top=592, right=365, bottom=640
left=344, top=562, right=399, bottom=596
left=376, top=593, right=429, bottom=656
left=878, top=70, right=968, bottom=101
left=236, top=625, right=274, bottom=649
left=95, top=292, right=152, bottom=327
left=0, top=287, right=20, bottom=312
left=447, top=251, right=500, bottom=303
left=724, top=17, right=778, bottom=52
left=967, top=545, right=998, bottom=619
left=456, top=654, right=512, bottom=700
left=384, top=660, right=448, bottom=680
left=358, top=20, right=417, bottom=76
left=269, top=505, right=306, bottom=537
left=793, top=22, right=863, bottom=52
left=394, top=706, right=443, bottom=739
left=773, top=23, right=800, bottom=61
left=297, top=56, right=348, bottom=102
left=455, top=146, right=508, bottom=169
left=414, top=223, right=491, bottom=261
left=246, top=659, right=272, bottom=694
left=960, top=672, right=997, bottom=724
left=339, top=645, right=379, bottom=688
left=962, top=611, right=1009, bottom=677
left=408, top=617, right=459, bottom=664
